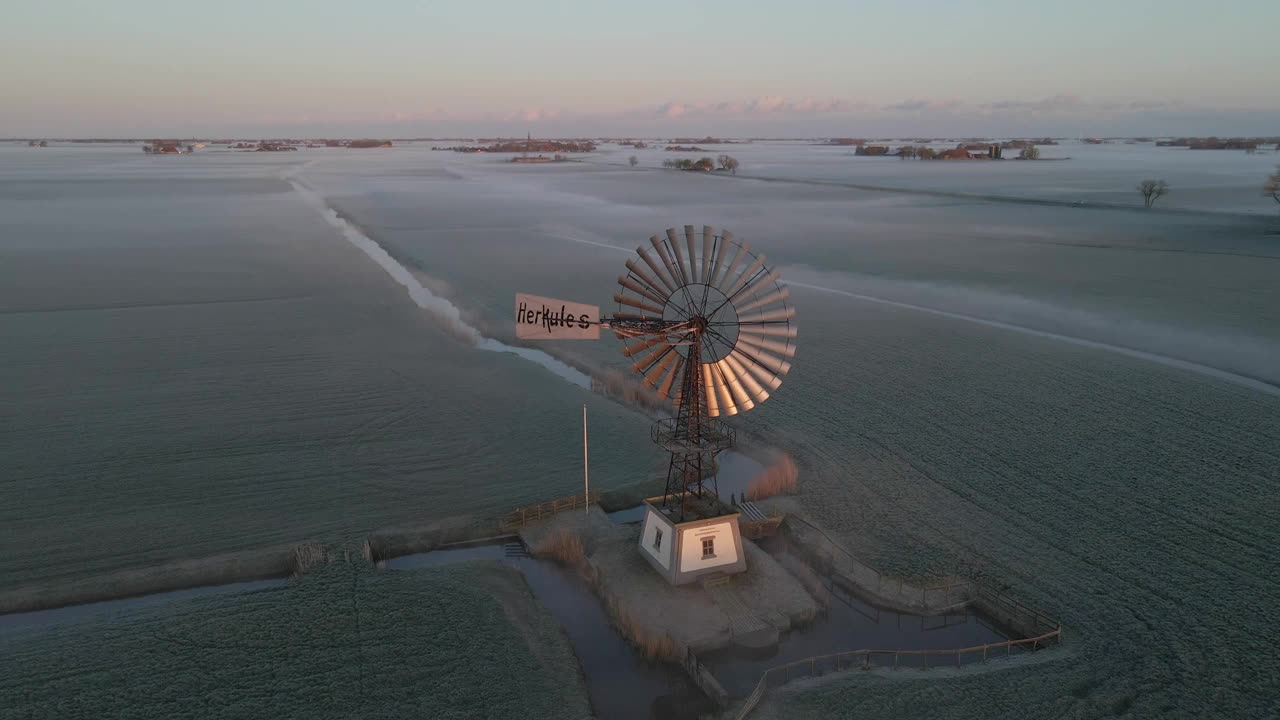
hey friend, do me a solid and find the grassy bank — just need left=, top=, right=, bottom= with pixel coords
left=0, top=561, right=591, bottom=720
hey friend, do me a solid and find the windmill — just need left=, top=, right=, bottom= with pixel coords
left=516, top=225, right=796, bottom=584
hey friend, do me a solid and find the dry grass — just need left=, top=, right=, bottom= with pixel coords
left=533, top=530, right=587, bottom=567
left=0, top=546, right=295, bottom=615
left=745, top=453, right=799, bottom=501
left=364, top=515, right=487, bottom=563
left=598, top=477, right=666, bottom=512
left=604, top=593, right=678, bottom=661
left=533, top=529, right=680, bottom=662
left=288, top=543, right=333, bottom=578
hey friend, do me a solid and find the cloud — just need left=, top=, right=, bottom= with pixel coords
left=655, top=93, right=1159, bottom=120
left=657, top=101, right=692, bottom=119
left=883, top=98, right=965, bottom=112
left=509, top=107, right=559, bottom=123
left=975, top=95, right=1192, bottom=116
left=791, top=98, right=851, bottom=113
left=978, top=93, right=1084, bottom=113
left=1108, top=99, right=1181, bottom=112
left=655, top=96, right=863, bottom=118
left=750, top=95, right=788, bottom=113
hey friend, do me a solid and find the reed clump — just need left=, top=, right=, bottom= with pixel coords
left=534, top=530, right=587, bottom=567
left=605, top=593, right=678, bottom=661
left=534, top=529, right=680, bottom=662
left=745, top=454, right=799, bottom=501
left=289, top=543, right=333, bottom=578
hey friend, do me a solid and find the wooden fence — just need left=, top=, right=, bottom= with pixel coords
left=683, top=648, right=729, bottom=708
left=498, top=491, right=601, bottom=531
left=735, top=627, right=1063, bottom=719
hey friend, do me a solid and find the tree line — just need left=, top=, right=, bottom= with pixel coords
left=655, top=155, right=739, bottom=173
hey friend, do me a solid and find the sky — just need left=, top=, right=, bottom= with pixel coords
left=3, top=0, right=1278, bottom=137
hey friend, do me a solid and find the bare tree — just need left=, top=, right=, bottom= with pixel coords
left=1019, top=145, right=1041, bottom=160
left=1137, top=179, right=1169, bottom=208
left=629, top=155, right=638, bottom=168
left=717, top=154, right=739, bottom=174
left=1265, top=166, right=1280, bottom=206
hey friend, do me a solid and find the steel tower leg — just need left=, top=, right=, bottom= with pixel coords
left=661, top=334, right=717, bottom=520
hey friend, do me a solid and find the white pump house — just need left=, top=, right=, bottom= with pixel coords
left=638, top=495, right=747, bottom=585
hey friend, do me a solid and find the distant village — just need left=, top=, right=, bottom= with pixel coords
left=17, top=138, right=398, bottom=154
left=432, top=138, right=597, bottom=156
left=853, top=139, right=1051, bottom=160
left=16, top=136, right=1278, bottom=160
left=1157, top=137, right=1271, bottom=150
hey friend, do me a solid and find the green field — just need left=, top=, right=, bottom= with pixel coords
left=0, top=561, right=591, bottom=720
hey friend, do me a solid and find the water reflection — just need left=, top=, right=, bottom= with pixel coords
left=703, top=535, right=1010, bottom=697
left=389, top=543, right=712, bottom=720
left=712, top=451, right=766, bottom=503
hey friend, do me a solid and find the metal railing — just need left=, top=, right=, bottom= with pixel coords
left=974, top=584, right=1061, bottom=637
left=498, top=491, right=600, bottom=531
left=786, top=515, right=939, bottom=609
left=735, top=628, right=1063, bottom=720
left=732, top=517, right=1066, bottom=719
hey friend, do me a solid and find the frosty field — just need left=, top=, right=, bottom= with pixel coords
left=0, top=146, right=664, bottom=590
left=0, top=561, right=591, bottom=720
left=1, top=141, right=1278, bottom=717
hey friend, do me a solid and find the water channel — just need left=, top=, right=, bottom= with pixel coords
left=3, top=479, right=1014, bottom=720
left=387, top=542, right=714, bottom=720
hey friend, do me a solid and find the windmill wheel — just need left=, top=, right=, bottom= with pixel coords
left=614, top=225, right=796, bottom=417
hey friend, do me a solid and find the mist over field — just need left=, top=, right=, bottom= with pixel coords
left=782, top=268, right=1280, bottom=391
left=1, top=140, right=1278, bottom=717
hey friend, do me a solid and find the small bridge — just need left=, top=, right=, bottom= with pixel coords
left=736, top=501, right=783, bottom=539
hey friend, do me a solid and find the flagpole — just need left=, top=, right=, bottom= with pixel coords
left=583, top=404, right=590, bottom=514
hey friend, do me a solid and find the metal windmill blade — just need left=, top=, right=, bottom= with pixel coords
left=615, top=225, right=796, bottom=418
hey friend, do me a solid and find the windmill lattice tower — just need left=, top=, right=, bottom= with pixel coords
left=611, top=225, right=796, bottom=584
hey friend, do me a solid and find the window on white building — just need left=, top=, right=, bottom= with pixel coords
left=653, top=528, right=663, bottom=551
left=701, top=537, right=715, bottom=558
